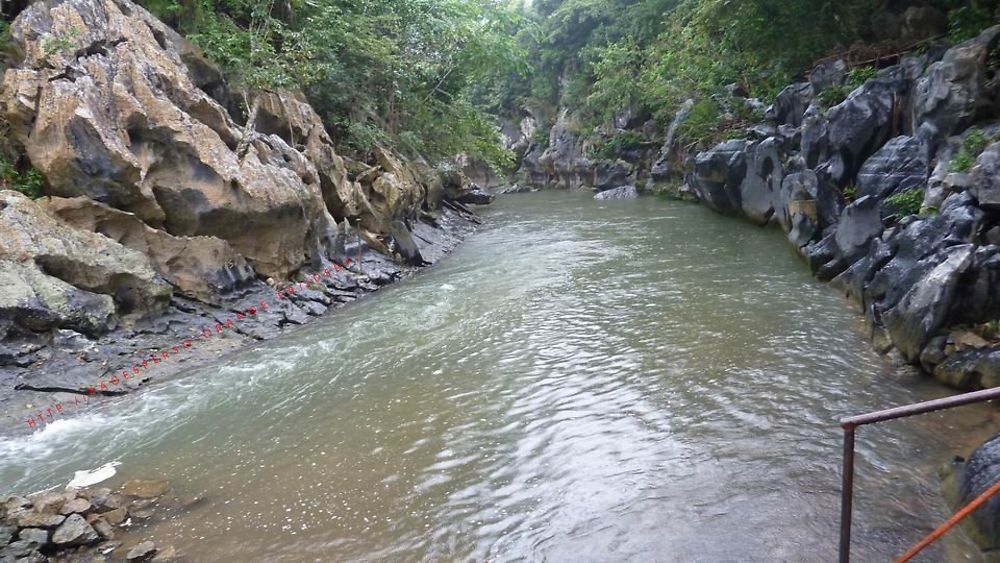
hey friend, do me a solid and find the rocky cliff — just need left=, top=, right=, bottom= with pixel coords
left=0, top=0, right=489, bottom=430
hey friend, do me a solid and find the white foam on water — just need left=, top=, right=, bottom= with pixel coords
left=66, top=461, right=120, bottom=489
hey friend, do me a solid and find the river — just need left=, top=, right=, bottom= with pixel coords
left=1, top=191, right=997, bottom=561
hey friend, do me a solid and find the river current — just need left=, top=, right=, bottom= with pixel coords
left=2, top=191, right=998, bottom=561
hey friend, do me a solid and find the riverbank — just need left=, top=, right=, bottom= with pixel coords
left=0, top=204, right=481, bottom=437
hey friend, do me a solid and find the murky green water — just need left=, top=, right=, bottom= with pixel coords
left=2, top=191, right=998, bottom=561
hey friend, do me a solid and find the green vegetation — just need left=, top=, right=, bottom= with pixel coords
left=948, top=5, right=997, bottom=42
left=842, top=184, right=858, bottom=202
left=0, top=155, right=44, bottom=199
left=818, top=66, right=879, bottom=109
left=137, top=0, right=527, bottom=170
left=885, top=188, right=925, bottom=217
left=950, top=128, right=997, bottom=172
left=589, top=130, right=644, bottom=160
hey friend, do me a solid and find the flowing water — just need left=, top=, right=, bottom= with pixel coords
left=2, top=191, right=999, bottom=562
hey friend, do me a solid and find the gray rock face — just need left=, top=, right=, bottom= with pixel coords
left=912, top=26, right=1000, bottom=146
left=594, top=185, right=639, bottom=200
left=856, top=136, right=929, bottom=200
left=805, top=68, right=909, bottom=187
left=953, top=246, right=1000, bottom=325
left=883, top=244, right=975, bottom=361
left=934, top=348, right=1000, bottom=390
left=593, top=160, right=632, bottom=191
left=766, top=82, right=813, bottom=127
left=691, top=140, right=747, bottom=215
left=52, top=513, right=99, bottom=546
left=388, top=221, right=425, bottom=267
left=972, top=142, right=1000, bottom=209
left=739, top=138, right=785, bottom=225
left=834, top=196, right=883, bottom=262
left=950, top=432, right=1000, bottom=549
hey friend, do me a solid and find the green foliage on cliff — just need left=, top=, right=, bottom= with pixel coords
left=588, top=130, right=644, bottom=160
left=885, top=188, right=925, bottom=217
left=140, top=0, right=526, bottom=170
left=0, top=155, right=44, bottom=199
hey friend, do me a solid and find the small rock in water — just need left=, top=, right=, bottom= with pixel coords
left=126, top=540, right=157, bottom=561
left=52, top=513, right=99, bottom=546
left=121, top=480, right=170, bottom=499
left=102, top=507, right=128, bottom=525
left=594, top=185, right=639, bottom=200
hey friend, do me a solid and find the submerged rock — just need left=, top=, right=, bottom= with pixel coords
left=594, top=185, right=639, bottom=200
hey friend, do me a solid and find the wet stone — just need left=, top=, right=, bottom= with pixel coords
left=17, top=512, right=65, bottom=529
left=126, top=541, right=157, bottom=561
left=0, top=525, right=13, bottom=545
left=60, top=497, right=93, bottom=515
left=52, top=513, right=99, bottom=546
left=121, top=480, right=170, bottom=500
left=16, top=527, right=49, bottom=545
left=102, top=507, right=128, bottom=525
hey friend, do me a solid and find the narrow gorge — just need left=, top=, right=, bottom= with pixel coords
left=3, top=0, right=1000, bottom=561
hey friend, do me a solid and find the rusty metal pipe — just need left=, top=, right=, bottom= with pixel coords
left=841, top=387, right=1000, bottom=429
left=837, top=386, right=1000, bottom=562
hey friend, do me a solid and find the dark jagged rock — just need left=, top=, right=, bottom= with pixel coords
left=856, top=136, right=929, bottom=201
left=52, top=513, right=99, bottom=546
left=593, top=160, right=632, bottom=191
left=738, top=138, right=786, bottom=225
left=913, top=26, right=1000, bottom=147
left=934, top=348, right=1000, bottom=390
left=952, top=246, right=1000, bottom=325
left=691, top=140, right=747, bottom=215
left=594, top=185, right=639, bottom=200
left=946, top=433, right=1000, bottom=550
left=883, top=244, right=975, bottom=361
left=972, top=142, right=1000, bottom=209
left=389, top=221, right=426, bottom=267
left=766, top=82, right=813, bottom=128
left=805, top=68, right=909, bottom=188
left=834, top=196, right=884, bottom=263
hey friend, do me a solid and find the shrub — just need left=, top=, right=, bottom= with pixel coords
left=885, top=188, right=924, bottom=217
left=950, top=128, right=997, bottom=172
left=588, top=130, right=643, bottom=160
left=842, top=184, right=857, bottom=202
left=0, top=155, right=45, bottom=199
left=819, top=84, right=850, bottom=109
left=675, top=98, right=722, bottom=146
left=948, top=6, right=995, bottom=43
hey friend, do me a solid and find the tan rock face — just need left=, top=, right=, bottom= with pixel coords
left=0, top=191, right=170, bottom=319
left=41, top=196, right=255, bottom=304
left=0, top=0, right=333, bottom=279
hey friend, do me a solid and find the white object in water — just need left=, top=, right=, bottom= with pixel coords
left=66, top=461, right=120, bottom=489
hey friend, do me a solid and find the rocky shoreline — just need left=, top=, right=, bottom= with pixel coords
left=0, top=203, right=481, bottom=437
left=500, top=22, right=1000, bottom=550
left=2, top=477, right=201, bottom=561
left=0, top=0, right=495, bottom=438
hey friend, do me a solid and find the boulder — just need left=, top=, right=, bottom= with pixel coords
left=834, top=196, right=884, bottom=263
left=804, top=67, right=909, bottom=187
left=42, top=197, right=255, bottom=304
left=972, top=141, right=1000, bottom=209
left=594, top=185, right=639, bottom=200
left=947, top=432, right=1000, bottom=550
left=900, top=6, right=947, bottom=42
left=934, top=348, right=1000, bottom=390
left=884, top=244, right=975, bottom=362
left=856, top=136, right=929, bottom=201
left=52, top=513, right=98, bottom=546
left=454, top=186, right=495, bottom=206
left=0, top=191, right=171, bottom=318
left=912, top=26, right=1000, bottom=147
left=738, top=137, right=785, bottom=225
left=0, top=0, right=336, bottom=279
left=809, top=59, right=848, bottom=93
left=952, top=246, right=1000, bottom=325
left=766, top=82, right=813, bottom=127
left=0, top=260, right=116, bottom=337
left=126, top=540, right=157, bottom=560
left=691, top=140, right=748, bottom=215
left=388, top=221, right=425, bottom=267
left=593, top=160, right=632, bottom=191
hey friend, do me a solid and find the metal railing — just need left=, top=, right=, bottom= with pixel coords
left=838, top=386, right=1000, bottom=562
